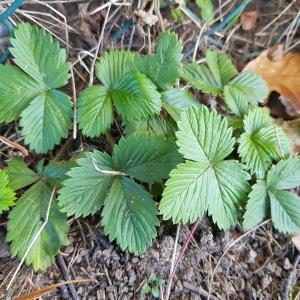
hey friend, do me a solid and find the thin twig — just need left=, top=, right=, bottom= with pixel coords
left=89, top=3, right=112, bottom=86
left=165, top=219, right=201, bottom=300
left=91, top=155, right=126, bottom=176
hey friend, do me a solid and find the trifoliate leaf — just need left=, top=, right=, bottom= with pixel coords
left=7, top=182, right=68, bottom=270
left=176, top=105, right=235, bottom=162
left=123, top=116, right=176, bottom=137
left=243, top=157, right=300, bottom=234
left=112, top=135, right=182, bottom=183
left=196, top=0, right=214, bottom=24
left=238, top=108, right=291, bottom=178
left=10, top=23, right=70, bottom=89
left=160, top=106, right=250, bottom=229
left=224, top=71, right=268, bottom=115
left=205, top=50, right=238, bottom=86
left=96, top=50, right=136, bottom=88
left=112, top=72, right=161, bottom=120
left=77, top=85, right=113, bottom=137
left=0, top=170, right=16, bottom=213
left=161, top=88, right=200, bottom=121
left=5, top=157, right=39, bottom=190
left=242, top=180, right=269, bottom=230
left=0, top=65, right=44, bottom=123
left=182, top=50, right=237, bottom=96
left=0, top=23, right=72, bottom=153
left=20, top=90, right=72, bottom=153
left=101, top=177, right=159, bottom=254
left=58, top=151, right=114, bottom=217
left=130, top=31, right=183, bottom=90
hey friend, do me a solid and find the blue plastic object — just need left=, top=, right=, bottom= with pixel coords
left=0, top=0, right=24, bottom=64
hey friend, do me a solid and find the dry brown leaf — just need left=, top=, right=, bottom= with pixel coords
left=14, top=279, right=96, bottom=300
left=292, top=232, right=300, bottom=252
left=240, top=11, right=258, bottom=31
left=244, top=47, right=300, bottom=113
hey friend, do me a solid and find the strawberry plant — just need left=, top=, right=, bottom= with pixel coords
left=0, top=22, right=299, bottom=273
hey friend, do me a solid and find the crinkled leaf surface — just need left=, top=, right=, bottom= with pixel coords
left=77, top=85, right=113, bottom=137
left=238, top=108, right=291, bottom=178
left=112, top=72, right=161, bottom=120
left=243, top=158, right=300, bottom=233
left=0, top=170, right=16, bottom=213
left=160, top=106, right=250, bottom=229
left=96, top=50, right=136, bottom=88
left=10, top=23, right=70, bottom=88
left=112, top=135, right=182, bottom=183
left=224, top=71, right=268, bottom=116
left=102, top=177, right=159, bottom=254
left=7, top=182, right=68, bottom=270
left=130, top=31, right=183, bottom=90
left=0, top=23, right=72, bottom=153
left=58, top=151, right=114, bottom=217
left=5, top=157, right=39, bottom=190
left=20, top=90, right=72, bottom=153
left=162, top=88, right=200, bottom=121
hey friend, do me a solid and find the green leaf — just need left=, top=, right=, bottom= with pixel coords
left=151, top=287, right=160, bottom=298
left=205, top=50, right=238, bottom=86
left=140, top=284, right=151, bottom=295
left=58, top=151, right=114, bottom=217
left=182, top=50, right=237, bottom=96
left=123, top=116, right=176, bottom=137
left=0, top=170, right=16, bottom=213
left=183, top=63, right=222, bottom=96
left=10, top=23, right=70, bottom=89
left=162, top=88, right=200, bottom=121
left=160, top=106, right=250, bottom=229
left=5, top=157, right=39, bottom=190
left=112, top=72, right=161, bottom=120
left=267, top=157, right=300, bottom=190
left=77, top=85, right=113, bottom=137
left=243, top=158, right=300, bottom=234
left=130, top=31, right=183, bottom=90
left=20, top=90, right=72, bottom=153
left=112, top=135, right=182, bottom=183
left=101, top=177, right=158, bottom=254
left=7, top=182, right=68, bottom=270
left=0, top=65, right=44, bottom=123
left=176, top=105, right=235, bottom=162
left=238, top=108, right=291, bottom=178
left=196, top=0, right=214, bottom=24
left=37, top=160, right=78, bottom=188
left=225, top=71, right=268, bottom=113
left=243, top=180, right=269, bottom=230
left=224, top=85, right=249, bottom=117
left=96, top=50, right=136, bottom=88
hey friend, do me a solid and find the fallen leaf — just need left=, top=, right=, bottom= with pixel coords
left=14, top=278, right=96, bottom=300
left=240, top=11, right=258, bottom=31
left=292, top=232, right=300, bottom=252
left=244, top=46, right=300, bottom=113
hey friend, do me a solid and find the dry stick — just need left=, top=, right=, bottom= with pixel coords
left=7, top=188, right=56, bottom=291
left=164, top=224, right=181, bottom=300
left=193, top=23, right=207, bottom=62
left=89, top=3, right=112, bottom=86
left=208, top=219, right=270, bottom=297
left=154, top=0, right=165, bottom=32
left=257, top=0, right=296, bottom=35
left=165, top=218, right=201, bottom=300
left=57, top=254, right=79, bottom=300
